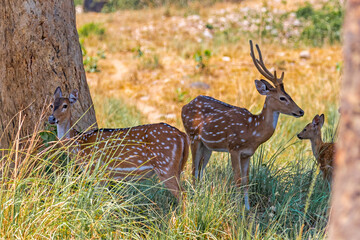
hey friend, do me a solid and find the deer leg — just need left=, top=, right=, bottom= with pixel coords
left=240, top=156, right=251, bottom=210
left=230, top=150, right=250, bottom=210
left=191, top=140, right=203, bottom=181
left=229, top=150, right=241, bottom=187
left=158, top=173, right=182, bottom=201
left=199, top=147, right=212, bottom=180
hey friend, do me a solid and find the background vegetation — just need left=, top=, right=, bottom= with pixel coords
left=0, top=0, right=342, bottom=238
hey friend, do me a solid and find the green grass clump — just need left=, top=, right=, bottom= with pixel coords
left=78, top=22, right=106, bottom=73
left=78, top=22, right=105, bottom=38
left=92, top=95, right=144, bottom=128
left=296, top=1, right=344, bottom=46
left=0, top=141, right=153, bottom=238
left=74, top=0, right=83, bottom=6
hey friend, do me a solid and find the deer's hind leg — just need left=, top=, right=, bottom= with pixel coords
left=230, top=150, right=251, bottom=210
left=157, top=171, right=182, bottom=201
left=199, top=147, right=212, bottom=180
left=190, top=139, right=202, bottom=181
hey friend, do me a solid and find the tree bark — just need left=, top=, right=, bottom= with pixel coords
left=328, top=0, right=360, bottom=239
left=0, top=0, right=97, bottom=148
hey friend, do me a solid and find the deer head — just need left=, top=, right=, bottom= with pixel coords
left=48, top=86, right=78, bottom=139
left=250, top=40, right=304, bottom=118
left=297, top=114, right=325, bottom=140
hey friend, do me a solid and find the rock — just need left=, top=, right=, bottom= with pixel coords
left=203, top=29, right=213, bottom=39
left=190, top=81, right=210, bottom=90
left=140, top=95, right=150, bottom=101
left=187, top=15, right=201, bottom=21
left=293, top=19, right=301, bottom=27
left=299, top=50, right=311, bottom=59
left=165, top=114, right=176, bottom=119
left=222, top=56, right=231, bottom=62
left=75, top=6, right=83, bottom=14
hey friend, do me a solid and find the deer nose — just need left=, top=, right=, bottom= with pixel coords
left=297, top=133, right=302, bottom=139
left=48, top=115, right=57, bottom=124
left=299, top=110, right=304, bottom=116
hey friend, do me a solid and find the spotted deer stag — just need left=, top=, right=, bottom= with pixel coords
left=297, top=114, right=334, bottom=181
left=48, top=87, right=189, bottom=199
left=181, top=40, right=304, bottom=210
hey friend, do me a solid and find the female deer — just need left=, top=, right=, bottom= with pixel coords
left=48, top=87, right=189, bottom=199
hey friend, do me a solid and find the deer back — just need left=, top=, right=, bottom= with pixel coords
left=182, top=95, right=271, bottom=152
left=318, top=142, right=335, bottom=179
left=77, top=123, right=189, bottom=179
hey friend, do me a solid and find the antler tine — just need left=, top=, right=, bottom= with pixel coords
left=249, top=40, right=284, bottom=87
left=249, top=40, right=274, bottom=82
left=277, top=71, right=284, bottom=86
left=255, top=44, right=275, bottom=79
left=279, top=71, right=284, bottom=82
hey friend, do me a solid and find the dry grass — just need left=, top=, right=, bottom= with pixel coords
left=77, top=0, right=341, bottom=162
left=0, top=1, right=341, bottom=238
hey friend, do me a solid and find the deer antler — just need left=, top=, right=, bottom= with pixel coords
left=249, top=40, right=284, bottom=87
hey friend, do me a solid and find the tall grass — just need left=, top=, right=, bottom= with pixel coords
left=0, top=1, right=339, bottom=238
left=0, top=97, right=335, bottom=238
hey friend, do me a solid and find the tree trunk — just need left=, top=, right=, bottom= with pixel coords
left=0, top=0, right=97, bottom=148
left=328, top=0, right=360, bottom=239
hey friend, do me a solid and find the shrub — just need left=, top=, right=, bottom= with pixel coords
left=80, top=40, right=106, bottom=73
left=78, top=22, right=105, bottom=38
left=296, top=1, right=344, bottom=46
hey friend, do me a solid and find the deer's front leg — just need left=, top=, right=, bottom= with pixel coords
left=229, top=150, right=241, bottom=187
left=240, top=155, right=251, bottom=210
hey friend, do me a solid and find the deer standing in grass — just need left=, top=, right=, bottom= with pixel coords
left=48, top=87, right=189, bottom=200
left=297, top=114, right=335, bottom=181
left=181, top=40, right=304, bottom=210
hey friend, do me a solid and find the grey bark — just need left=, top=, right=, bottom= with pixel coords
left=328, top=0, right=360, bottom=239
left=0, top=0, right=97, bottom=148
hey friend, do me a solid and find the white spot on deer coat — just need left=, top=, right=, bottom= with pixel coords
left=109, top=165, right=153, bottom=172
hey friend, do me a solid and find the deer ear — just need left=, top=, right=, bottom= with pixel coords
left=69, top=89, right=78, bottom=104
left=255, top=80, right=269, bottom=95
left=319, top=114, right=325, bottom=128
left=54, top=86, right=62, bottom=99
left=312, top=114, right=320, bottom=126
left=255, top=80, right=273, bottom=95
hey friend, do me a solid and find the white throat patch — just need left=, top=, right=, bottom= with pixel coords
left=273, top=112, right=279, bottom=129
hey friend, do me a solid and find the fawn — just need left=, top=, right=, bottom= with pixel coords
left=297, top=114, right=335, bottom=181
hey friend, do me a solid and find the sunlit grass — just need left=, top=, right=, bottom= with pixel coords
left=0, top=0, right=341, bottom=238
left=80, top=1, right=341, bottom=163
left=77, top=2, right=340, bottom=238
left=0, top=117, right=332, bottom=238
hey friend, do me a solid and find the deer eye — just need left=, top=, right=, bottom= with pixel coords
left=303, top=129, right=306, bottom=132
left=50, top=104, right=53, bottom=109
left=63, top=104, right=68, bottom=109
left=280, top=97, right=287, bottom=102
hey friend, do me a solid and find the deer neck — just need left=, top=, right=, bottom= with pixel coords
left=310, top=133, right=323, bottom=159
left=257, top=98, right=280, bottom=131
left=249, top=98, right=279, bottom=144
left=57, top=117, right=74, bottom=140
